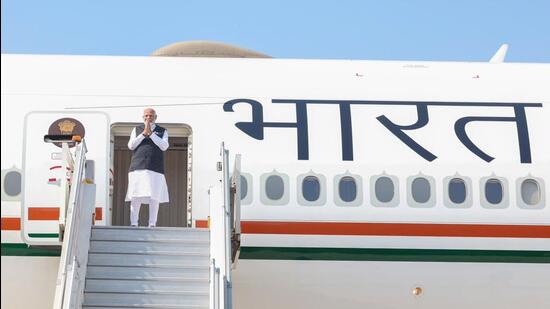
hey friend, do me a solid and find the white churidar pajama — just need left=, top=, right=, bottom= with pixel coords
left=125, top=124, right=169, bottom=226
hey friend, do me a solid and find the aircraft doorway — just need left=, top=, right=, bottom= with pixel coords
left=110, top=124, right=192, bottom=227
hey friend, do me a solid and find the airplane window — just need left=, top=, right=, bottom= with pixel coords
left=339, top=177, right=357, bottom=202
left=240, top=175, right=248, bottom=200
left=4, top=171, right=21, bottom=196
left=375, top=177, right=394, bottom=203
left=485, top=179, right=503, bottom=204
left=521, top=179, right=541, bottom=205
left=449, top=178, right=466, bottom=204
left=266, top=175, right=285, bottom=200
left=411, top=177, right=430, bottom=203
left=302, top=176, right=321, bottom=202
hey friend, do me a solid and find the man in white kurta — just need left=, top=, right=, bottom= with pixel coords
left=126, top=108, right=169, bottom=227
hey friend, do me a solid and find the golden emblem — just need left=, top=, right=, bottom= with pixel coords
left=58, top=120, right=76, bottom=134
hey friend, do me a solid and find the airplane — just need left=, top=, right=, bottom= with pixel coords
left=1, top=42, right=549, bottom=308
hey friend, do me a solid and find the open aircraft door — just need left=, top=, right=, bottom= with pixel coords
left=230, top=154, right=242, bottom=262
left=22, top=111, right=110, bottom=246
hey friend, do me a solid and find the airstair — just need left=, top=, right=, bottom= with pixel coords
left=83, top=226, right=210, bottom=308
left=49, top=136, right=241, bottom=309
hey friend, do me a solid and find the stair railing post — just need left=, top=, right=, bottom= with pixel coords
left=222, top=147, right=231, bottom=279
left=209, top=142, right=237, bottom=309
left=225, top=276, right=232, bottom=309
left=215, top=267, right=221, bottom=309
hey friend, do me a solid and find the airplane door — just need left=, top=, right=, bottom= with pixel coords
left=111, top=135, right=189, bottom=227
left=22, top=111, right=109, bottom=246
left=232, top=154, right=242, bottom=236
left=231, top=154, right=242, bottom=261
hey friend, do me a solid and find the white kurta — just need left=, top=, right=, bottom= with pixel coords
left=125, top=124, right=170, bottom=204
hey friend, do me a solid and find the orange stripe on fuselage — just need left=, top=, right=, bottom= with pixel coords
left=193, top=220, right=550, bottom=238
left=1, top=218, right=21, bottom=230
left=95, top=208, right=102, bottom=220
left=28, top=208, right=59, bottom=220
left=1, top=207, right=101, bottom=231
left=196, top=220, right=209, bottom=228
left=242, top=221, right=550, bottom=238
left=27, top=207, right=103, bottom=221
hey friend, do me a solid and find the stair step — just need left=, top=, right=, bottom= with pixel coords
left=88, top=253, right=209, bottom=267
left=83, top=307, right=207, bottom=309
left=85, top=279, right=209, bottom=294
left=87, top=266, right=209, bottom=280
left=83, top=306, right=207, bottom=309
left=83, top=227, right=211, bottom=308
left=93, top=226, right=209, bottom=232
left=83, top=292, right=209, bottom=308
left=92, top=227, right=209, bottom=242
left=89, top=241, right=209, bottom=255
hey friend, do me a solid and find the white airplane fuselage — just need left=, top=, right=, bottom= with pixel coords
left=1, top=54, right=549, bottom=308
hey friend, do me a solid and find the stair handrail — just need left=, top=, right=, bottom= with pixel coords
left=51, top=138, right=97, bottom=309
left=209, top=142, right=242, bottom=309
left=222, top=144, right=232, bottom=287
left=59, top=141, right=75, bottom=236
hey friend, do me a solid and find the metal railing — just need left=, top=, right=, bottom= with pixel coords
left=51, top=138, right=97, bottom=309
left=208, top=143, right=242, bottom=309
left=59, top=141, right=74, bottom=238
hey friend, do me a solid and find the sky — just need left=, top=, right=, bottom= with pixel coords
left=2, top=0, right=549, bottom=62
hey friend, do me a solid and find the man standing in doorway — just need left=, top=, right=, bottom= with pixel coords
left=126, top=108, right=169, bottom=227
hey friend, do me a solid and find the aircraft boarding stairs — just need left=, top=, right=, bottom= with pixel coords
left=48, top=136, right=241, bottom=309
left=83, top=226, right=210, bottom=308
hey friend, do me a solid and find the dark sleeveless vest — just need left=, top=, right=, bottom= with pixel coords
left=129, top=124, right=166, bottom=174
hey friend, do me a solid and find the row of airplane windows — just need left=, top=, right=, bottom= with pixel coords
left=237, top=172, right=546, bottom=209
left=2, top=169, right=546, bottom=209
